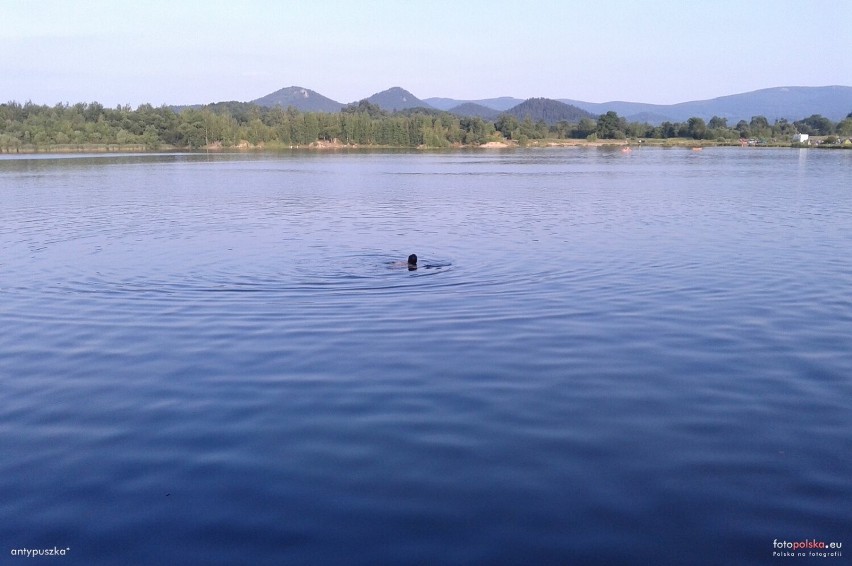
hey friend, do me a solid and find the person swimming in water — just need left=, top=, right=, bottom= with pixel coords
left=390, top=254, right=418, bottom=270
left=390, top=254, right=450, bottom=271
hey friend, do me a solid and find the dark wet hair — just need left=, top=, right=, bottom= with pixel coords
left=408, top=254, right=417, bottom=266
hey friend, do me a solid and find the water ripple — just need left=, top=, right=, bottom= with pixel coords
left=2, top=149, right=850, bottom=565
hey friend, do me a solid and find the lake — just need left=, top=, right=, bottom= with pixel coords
left=1, top=148, right=849, bottom=565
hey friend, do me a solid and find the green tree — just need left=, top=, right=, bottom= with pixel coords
left=794, top=114, right=834, bottom=136
left=625, top=121, right=652, bottom=138
left=115, top=129, right=131, bottom=147
left=83, top=102, right=104, bottom=122
left=175, top=109, right=207, bottom=148
left=142, top=126, right=160, bottom=150
left=459, top=117, right=492, bottom=145
left=657, top=121, right=678, bottom=138
left=596, top=111, right=626, bottom=139
left=708, top=116, right=727, bottom=129
left=749, top=116, right=771, bottom=138
left=495, top=114, right=519, bottom=139
left=836, top=117, right=852, bottom=137
left=317, top=113, right=340, bottom=141
left=342, top=100, right=385, bottom=118
left=686, top=117, right=707, bottom=140
left=303, top=113, right=320, bottom=143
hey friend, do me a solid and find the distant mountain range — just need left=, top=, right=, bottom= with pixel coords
left=244, top=85, right=852, bottom=124
left=557, top=86, right=852, bottom=124
left=426, top=96, right=522, bottom=112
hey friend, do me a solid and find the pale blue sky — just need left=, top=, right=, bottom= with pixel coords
left=2, top=0, right=850, bottom=107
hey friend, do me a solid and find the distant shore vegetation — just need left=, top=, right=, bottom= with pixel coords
left=2, top=100, right=851, bottom=153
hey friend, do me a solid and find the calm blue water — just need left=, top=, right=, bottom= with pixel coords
left=1, top=148, right=850, bottom=565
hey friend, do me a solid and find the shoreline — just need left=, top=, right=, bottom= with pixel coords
left=1, top=138, right=847, bottom=155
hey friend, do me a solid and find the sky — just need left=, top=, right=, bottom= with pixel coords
left=2, top=0, right=850, bottom=108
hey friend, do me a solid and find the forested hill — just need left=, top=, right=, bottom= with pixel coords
left=365, top=87, right=432, bottom=111
left=447, top=103, right=500, bottom=120
left=505, top=98, right=594, bottom=125
left=251, top=87, right=342, bottom=112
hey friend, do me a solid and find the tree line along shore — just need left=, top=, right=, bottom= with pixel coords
left=2, top=100, right=851, bottom=153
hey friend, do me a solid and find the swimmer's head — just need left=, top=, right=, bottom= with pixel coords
left=408, top=254, right=417, bottom=270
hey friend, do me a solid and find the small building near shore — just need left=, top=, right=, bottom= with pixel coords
left=793, top=133, right=809, bottom=144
